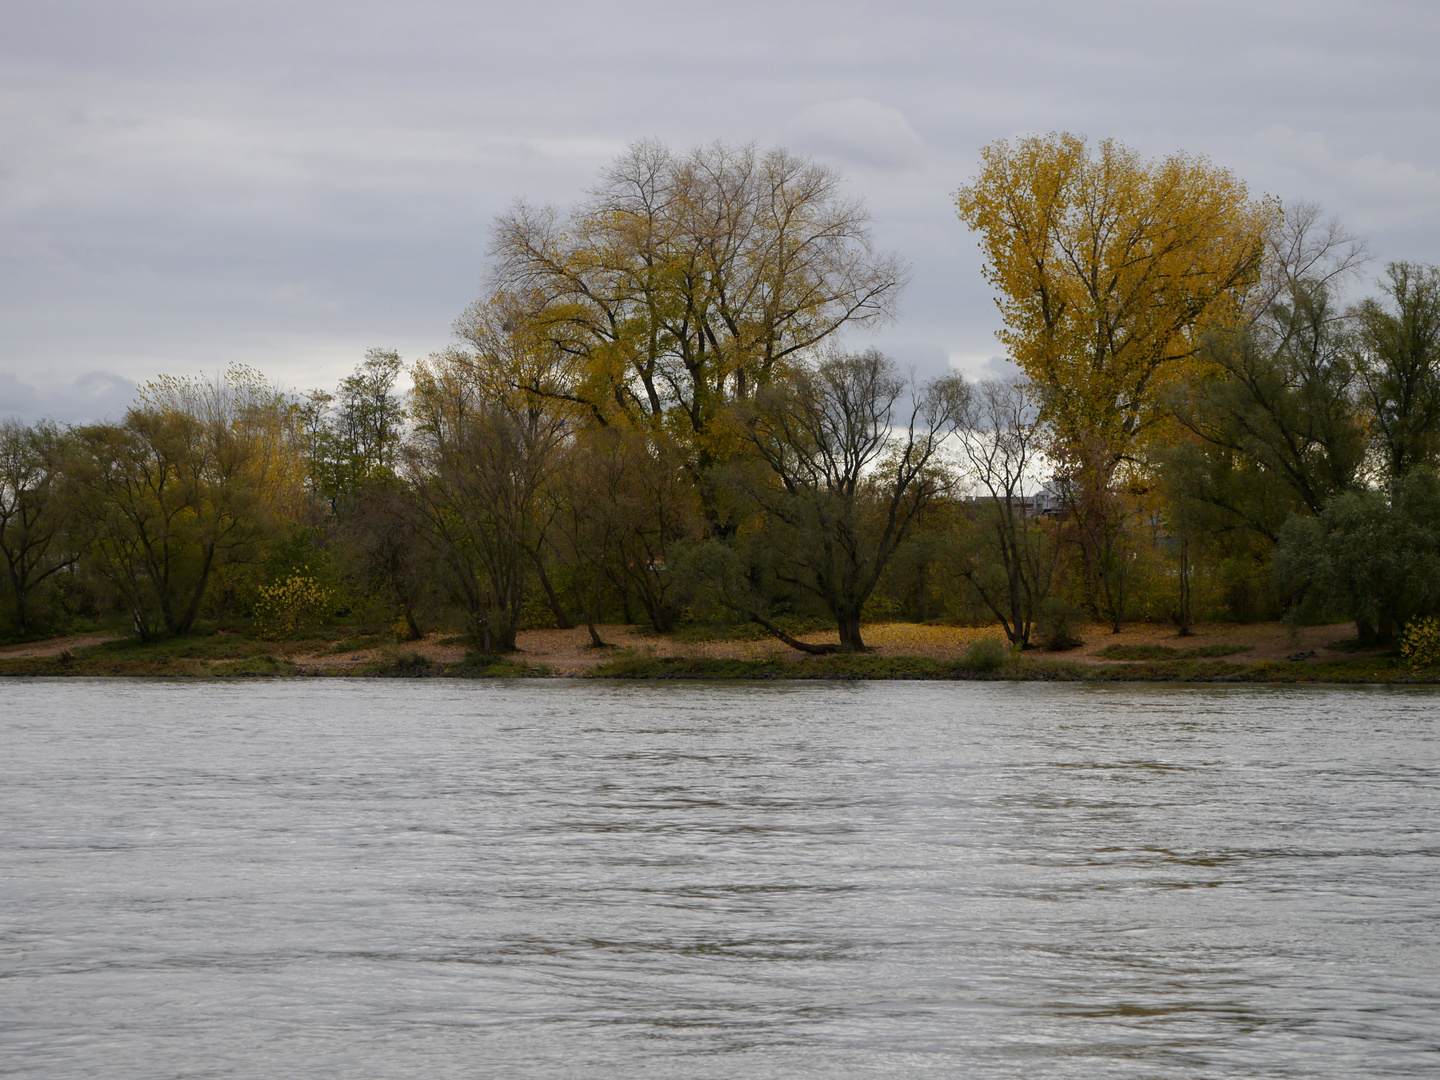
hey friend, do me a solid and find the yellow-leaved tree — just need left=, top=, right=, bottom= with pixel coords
left=71, top=366, right=307, bottom=639
left=955, top=132, right=1275, bottom=482
left=488, top=141, right=908, bottom=472
left=955, top=132, right=1276, bottom=624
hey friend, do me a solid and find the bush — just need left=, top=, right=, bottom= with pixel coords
left=1037, top=597, right=1084, bottom=651
left=1400, top=617, right=1440, bottom=670
left=1274, top=469, right=1440, bottom=642
left=960, top=636, right=1011, bottom=671
left=253, top=574, right=332, bottom=640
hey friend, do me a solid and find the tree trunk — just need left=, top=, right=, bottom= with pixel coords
left=837, top=613, right=866, bottom=653
left=401, top=597, right=422, bottom=641
left=583, top=579, right=608, bottom=647
left=1377, top=612, right=1397, bottom=645
left=530, top=550, right=572, bottom=629
left=748, top=612, right=838, bottom=655
left=585, top=615, right=606, bottom=648
left=175, top=544, right=217, bottom=637
left=11, top=583, right=29, bottom=636
left=1175, top=535, right=1193, bottom=636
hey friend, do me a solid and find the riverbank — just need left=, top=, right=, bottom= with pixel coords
left=1, top=619, right=1433, bottom=683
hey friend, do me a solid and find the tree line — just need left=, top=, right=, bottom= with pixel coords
left=4, top=135, right=1439, bottom=650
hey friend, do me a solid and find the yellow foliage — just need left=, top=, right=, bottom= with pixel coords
left=253, top=573, right=332, bottom=639
left=134, top=363, right=312, bottom=524
left=955, top=133, right=1278, bottom=487
left=1400, top=617, right=1440, bottom=671
left=487, top=141, right=906, bottom=454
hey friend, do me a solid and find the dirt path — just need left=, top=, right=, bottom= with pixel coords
left=0, top=632, right=123, bottom=659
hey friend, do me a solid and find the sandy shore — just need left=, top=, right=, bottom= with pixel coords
left=496, top=620, right=1366, bottom=675
left=3, top=619, right=1370, bottom=676
left=285, top=619, right=1364, bottom=676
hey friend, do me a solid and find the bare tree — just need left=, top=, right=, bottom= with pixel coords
left=950, top=379, right=1060, bottom=648
left=733, top=349, right=965, bottom=653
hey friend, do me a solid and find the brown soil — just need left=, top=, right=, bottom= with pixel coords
left=0, top=633, right=122, bottom=659
left=4, top=620, right=1372, bottom=675
left=501, top=619, right=1369, bottom=675
left=288, top=636, right=472, bottom=674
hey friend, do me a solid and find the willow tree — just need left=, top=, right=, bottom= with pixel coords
left=487, top=141, right=908, bottom=466
left=406, top=305, right=577, bottom=653
left=0, top=420, right=83, bottom=635
left=71, top=368, right=305, bottom=639
left=1166, top=205, right=1370, bottom=540
left=1354, top=262, right=1440, bottom=485
left=955, top=132, right=1275, bottom=619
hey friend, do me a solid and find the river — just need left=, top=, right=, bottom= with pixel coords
left=1, top=679, right=1436, bottom=1077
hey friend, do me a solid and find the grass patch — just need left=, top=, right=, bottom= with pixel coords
left=1083, top=659, right=1252, bottom=681
left=0, top=627, right=320, bottom=677
left=1092, top=643, right=1252, bottom=661
left=1323, top=638, right=1397, bottom=655
left=5, top=622, right=1437, bottom=685
left=83, top=634, right=275, bottom=662
left=583, top=649, right=1440, bottom=684
left=310, top=632, right=387, bottom=655
left=0, top=655, right=70, bottom=677
left=0, top=634, right=305, bottom=678
left=436, top=654, right=550, bottom=678
left=209, top=654, right=298, bottom=677
left=1080, top=656, right=1440, bottom=683
left=355, top=650, right=439, bottom=677
left=588, top=649, right=1024, bottom=681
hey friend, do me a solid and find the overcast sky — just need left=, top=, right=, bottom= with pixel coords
left=3, top=0, right=1438, bottom=422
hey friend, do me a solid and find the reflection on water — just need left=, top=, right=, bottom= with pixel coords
left=1, top=679, right=1436, bottom=1078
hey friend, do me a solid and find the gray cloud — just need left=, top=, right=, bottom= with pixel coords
left=2, top=1, right=1438, bottom=419
left=1, top=370, right=136, bottom=424
left=789, top=98, right=927, bottom=170
left=979, top=356, right=1023, bottom=382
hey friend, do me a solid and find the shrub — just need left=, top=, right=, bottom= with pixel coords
left=1037, top=597, right=1084, bottom=651
left=1274, top=469, right=1440, bottom=642
left=253, top=574, right=332, bottom=640
left=1400, top=617, right=1440, bottom=670
left=961, top=636, right=1011, bottom=672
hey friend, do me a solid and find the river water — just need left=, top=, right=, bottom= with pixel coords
left=1, top=679, right=1436, bottom=1078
